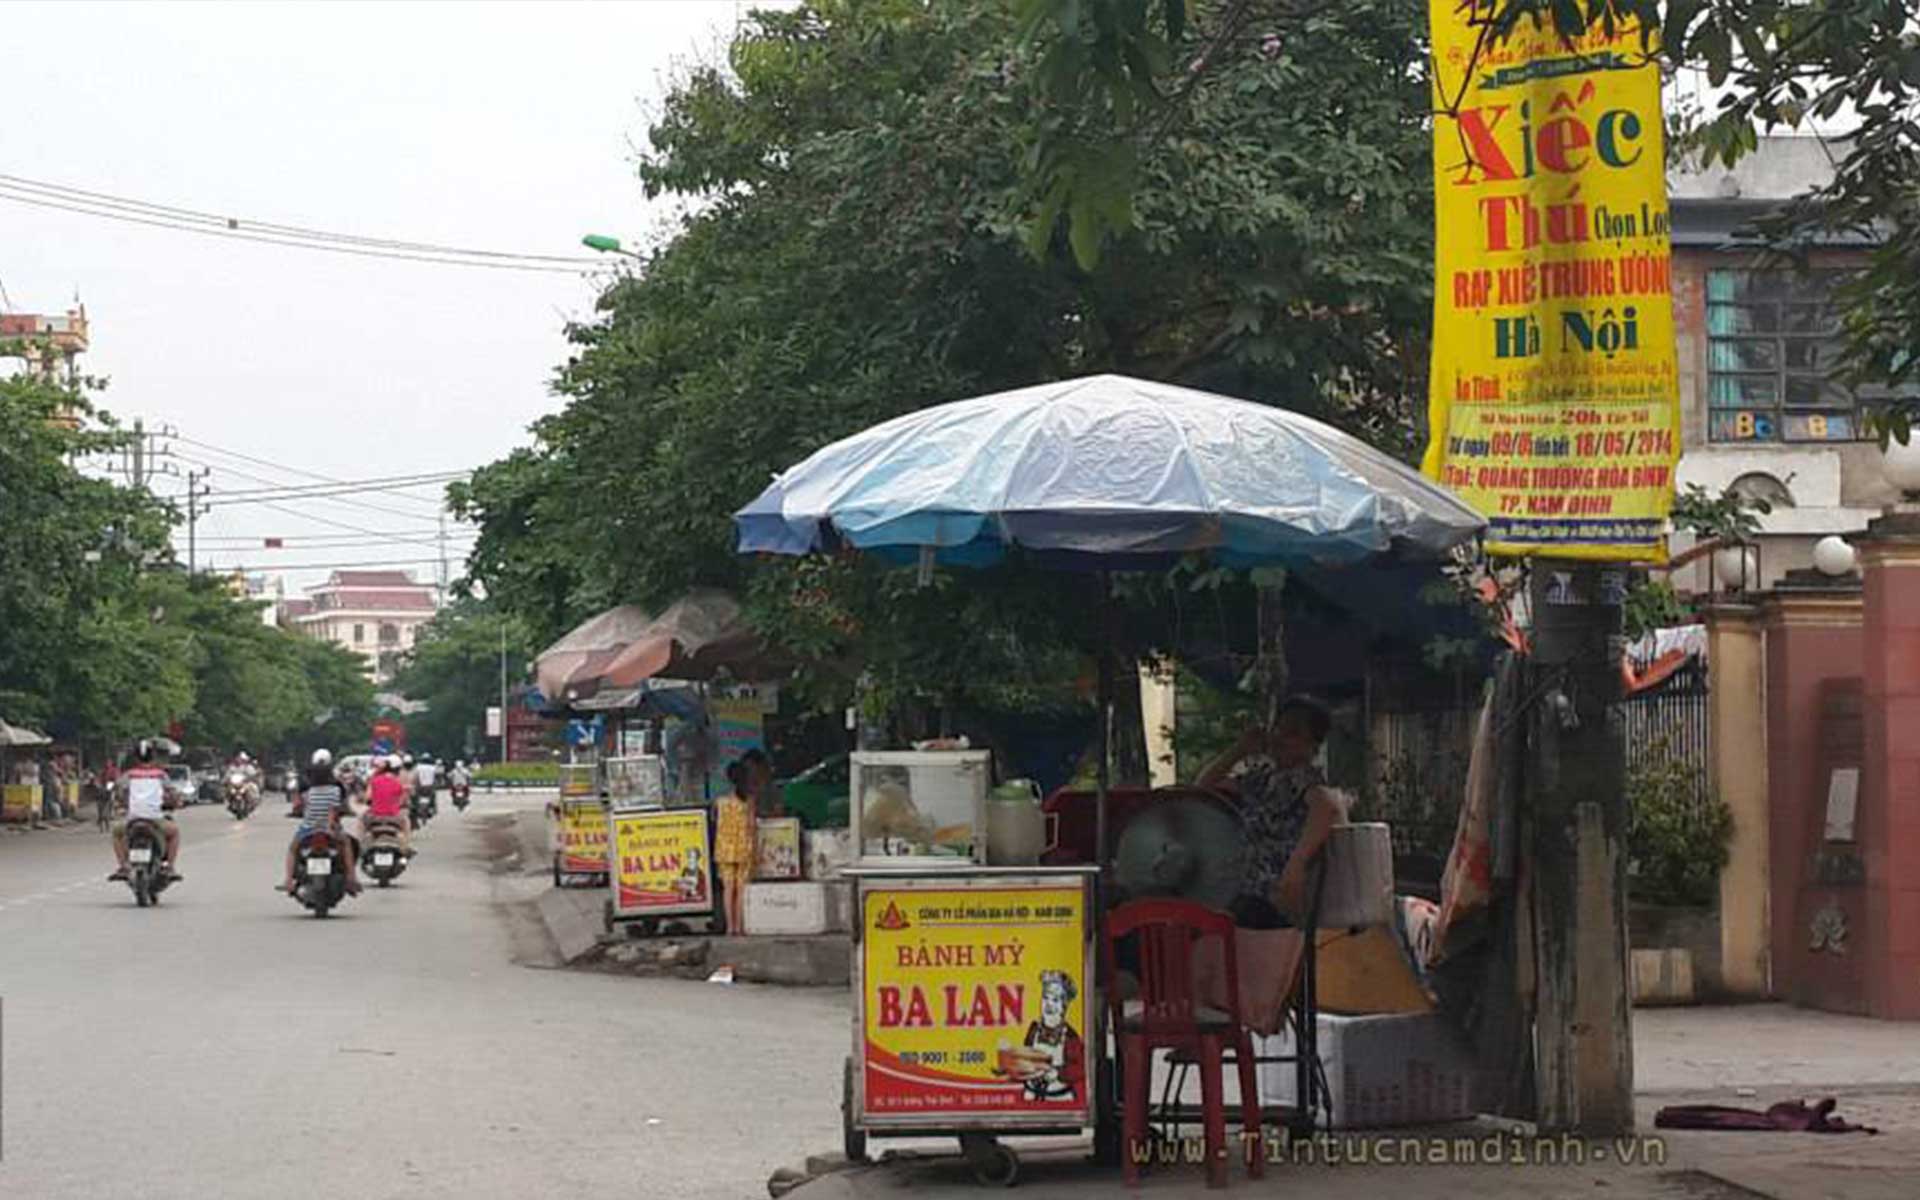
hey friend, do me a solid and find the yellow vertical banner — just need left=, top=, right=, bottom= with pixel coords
left=1422, top=2, right=1680, bottom=561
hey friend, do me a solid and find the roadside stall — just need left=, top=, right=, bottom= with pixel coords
left=1, top=719, right=53, bottom=823
left=735, top=375, right=1483, bottom=1177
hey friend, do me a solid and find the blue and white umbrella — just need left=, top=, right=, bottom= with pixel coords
left=735, top=374, right=1483, bottom=570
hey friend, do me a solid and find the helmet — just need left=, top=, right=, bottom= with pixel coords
left=136, top=739, right=158, bottom=764
left=403, top=755, right=415, bottom=767
left=389, top=755, right=405, bottom=771
left=310, top=748, right=334, bottom=769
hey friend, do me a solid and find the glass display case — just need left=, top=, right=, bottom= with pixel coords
left=851, top=750, right=990, bottom=865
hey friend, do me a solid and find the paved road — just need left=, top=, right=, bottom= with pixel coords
left=0, top=795, right=848, bottom=1199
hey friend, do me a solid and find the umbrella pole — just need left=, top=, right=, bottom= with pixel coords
left=1095, top=574, right=1112, bottom=869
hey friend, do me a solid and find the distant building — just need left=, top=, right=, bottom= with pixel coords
left=0, top=304, right=88, bottom=385
left=230, top=572, right=284, bottom=627
left=1667, top=136, right=1918, bottom=593
left=285, top=569, right=438, bottom=684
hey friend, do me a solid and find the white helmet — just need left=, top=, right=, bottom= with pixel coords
left=310, top=748, right=333, bottom=769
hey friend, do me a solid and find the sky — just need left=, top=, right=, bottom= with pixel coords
left=2, top=0, right=747, bottom=593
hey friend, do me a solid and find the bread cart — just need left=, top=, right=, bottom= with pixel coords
left=843, top=864, right=1101, bottom=1186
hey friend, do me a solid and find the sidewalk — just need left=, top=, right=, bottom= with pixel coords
left=780, top=1005, right=1920, bottom=1200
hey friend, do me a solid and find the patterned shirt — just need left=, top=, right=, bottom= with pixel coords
left=1231, top=757, right=1324, bottom=895
left=300, top=782, right=345, bottom=832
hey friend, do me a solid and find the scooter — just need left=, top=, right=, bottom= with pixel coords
left=361, top=817, right=411, bottom=887
left=409, top=787, right=437, bottom=828
left=291, top=829, right=352, bottom=918
left=125, top=818, right=176, bottom=908
left=450, top=780, right=470, bottom=812
left=225, top=771, right=258, bottom=820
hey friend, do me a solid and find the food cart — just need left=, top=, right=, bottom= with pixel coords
left=844, top=864, right=1100, bottom=1185
left=550, top=762, right=609, bottom=887
left=606, top=806, right=719, bottom=935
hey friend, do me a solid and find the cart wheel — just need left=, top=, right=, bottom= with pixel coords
left=639, top=917, right=661, bottom=938
left=841, top=1056, right=867, bottom=1164
left=960, top=1134, right=1018, bottom=1187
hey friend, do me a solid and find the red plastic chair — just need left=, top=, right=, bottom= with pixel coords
left=1104, top=899, right=1263, bottom=1189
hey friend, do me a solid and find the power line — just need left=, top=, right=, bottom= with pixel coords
left=207, top=470, right=469, bottom=503
left=0, top=185, right=602, bottom=276
left=0, top=171, right=598, bottom=263
left=173, top=435, right=453, bottom=514
left=195, top=554, right=462, bottom=572
left=173, top=448, right=455, bottom=523
left=196, top=530, right=475, bottom=546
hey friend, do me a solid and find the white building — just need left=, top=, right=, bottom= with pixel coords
left=283, top=569, right=438, bottom=684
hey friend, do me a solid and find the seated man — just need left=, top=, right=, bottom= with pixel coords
left=109, top=741, right=182, bottom=880
left=280, top=750, right=361, bottom=895
left=1196, top=696, right=1346, bottom=928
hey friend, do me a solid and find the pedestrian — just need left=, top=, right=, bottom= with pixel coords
left=715, top=759, right=757, bottom=933
left=39, top=754, right=64, bottom=824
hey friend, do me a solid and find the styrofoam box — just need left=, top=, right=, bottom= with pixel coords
left=1255, top=1012, right=1480, bottom=1129
left=742, top=881, right=830, bottom=936
left=803, top=828, right=855, bottom=880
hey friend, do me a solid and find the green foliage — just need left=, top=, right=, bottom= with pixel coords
left=387, top=598, right=537, bottom=761
left=1622, top=577, right=1690, bottom=641
left=473, top=761, right=560, bottom=785
left=1489, top=0, right=1920, bottom=443
left=1670, top=482, right=1770, bottom=544
left=460, top=0, right=1438, bottom=714
left=1627, top=735, right=1734, bottom=908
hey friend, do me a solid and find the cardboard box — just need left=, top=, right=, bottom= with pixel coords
left=1255, top=1011, right=1480, bottom=1129
left=742, top=881, right=830, bottom=936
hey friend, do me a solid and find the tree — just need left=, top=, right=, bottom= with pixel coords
left=458, top=0, right=1438, bottom=714
left=0, top=374, right=176, bottom=732
left=388, top=598, right=536, bottom=761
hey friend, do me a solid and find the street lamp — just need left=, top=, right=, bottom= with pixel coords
left=581, top=233, right=640, bottom=260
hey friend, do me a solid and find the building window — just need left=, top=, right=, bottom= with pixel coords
left=1707, top=269, right=1861, bottom=443
left=353, top=623, right=365, bottom=645
left=378, top=623, right=400, bottom=646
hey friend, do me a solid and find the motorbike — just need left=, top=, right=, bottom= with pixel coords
left=124, top=818, right=175, bottom=908
left=361, top=817, right=411, bottom=887
left=225, top=770, right=258, bottom=820
left=450, top=780, right=470, bottom=812
left=409, top=786, right=437, bottom=828
left=291, top=828, right=352, bottom=917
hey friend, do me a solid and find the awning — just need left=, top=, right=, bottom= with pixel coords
left=0, top=719, right=52, bottom=748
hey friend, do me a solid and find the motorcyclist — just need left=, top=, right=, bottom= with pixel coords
left=109, top=740, right=182, bottom=881
left=364, top=754, right=413, bottom=852
left=449, top=759, right=472, bottom=793
left=280, top=748, right=360, bottom=895
left=411, top=754, right=438, bottom=802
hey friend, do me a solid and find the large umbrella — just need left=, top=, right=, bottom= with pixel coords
left=598, top=589, right=786, bottom=687
left=736, top=374, right=1483, bottom=568
left=532, top=605, right=655, bottom=703
left=734, top=374, right=1485, bottom=863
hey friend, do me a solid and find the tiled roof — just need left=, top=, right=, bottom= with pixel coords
left=331, top=589, right=436, bottom=611
left=281, top=598, right=316, bottom=619
left=330, top=570, right=418, bottom=587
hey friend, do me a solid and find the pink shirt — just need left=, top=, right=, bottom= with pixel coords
left=367, top=773, right=408, bottom=818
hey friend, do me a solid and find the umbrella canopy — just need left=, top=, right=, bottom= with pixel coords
left=0, top=719, right=51, bottom=748
left=599, top=589, right=785, bottom=687
left=735, top=374, right=1483, bottom=569
left=532, top=605, right=655, bottom=702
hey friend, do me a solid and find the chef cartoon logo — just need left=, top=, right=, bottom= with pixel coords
left=1005, top=969, right=1084, bottom=1101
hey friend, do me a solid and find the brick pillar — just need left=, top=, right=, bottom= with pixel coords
left=1856, top=514, right=1920, bottom=1019
left=1760, top=582, right=1864, bottom=1008
left=1702, top=602, right=1770, bottom=997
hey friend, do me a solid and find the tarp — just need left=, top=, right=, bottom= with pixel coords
left=599, top=589, right=785, bottom=686
left=532, top=605, right=654, bottom=702
left=0, top=719, right=52, bottom=748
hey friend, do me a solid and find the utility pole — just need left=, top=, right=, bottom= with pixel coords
left=436, top=509, right=449, bottom=606
left=499, top=619, right=509, bottom=765
left=186, top=467, right=210, bottom=573
left=1527, top=560, right=1634, bottom=1133
left=131, top=418, right=146, bottom=488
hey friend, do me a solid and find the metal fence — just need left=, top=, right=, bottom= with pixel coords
left=1360, top=658, right=1713, bottom=885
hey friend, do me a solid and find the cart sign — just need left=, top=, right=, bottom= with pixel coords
left=1421, top=1, right=1680, bottom=561
left=556, top=802, right=610, bottom=875
left=860, top=883, right=1089, bottom=1121
left=610, top=808, right=713, bottom=915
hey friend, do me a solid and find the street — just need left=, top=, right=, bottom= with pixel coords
left=0, top=795, right=848, bottom=1199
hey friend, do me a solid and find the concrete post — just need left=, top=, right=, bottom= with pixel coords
left=1701, top=602, right=1770, bottom=997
